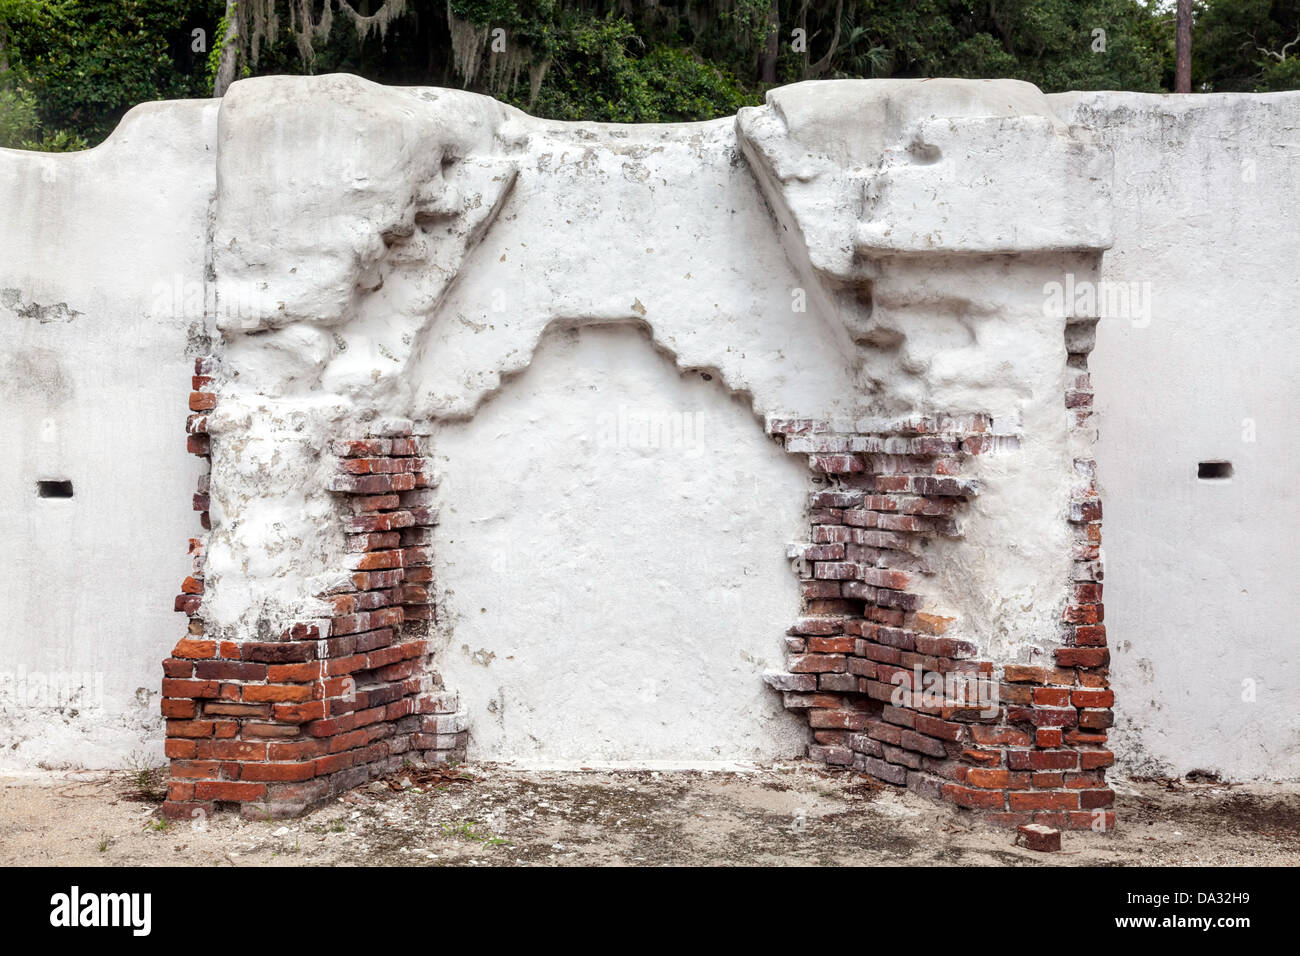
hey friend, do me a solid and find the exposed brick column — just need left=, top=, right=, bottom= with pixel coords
left=765, top=412, right=1115, bottom=830
left=161, top=380, right=465, bottom=820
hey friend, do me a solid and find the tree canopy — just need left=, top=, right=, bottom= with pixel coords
left=2, top=0, right=1298, bottom=150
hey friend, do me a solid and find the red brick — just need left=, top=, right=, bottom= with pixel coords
left=194, top=660, right=267, bottom=681
left=1007, top=749, right=1078, bottom=771
left=1036, top=728, right=1064, bottom=747
left=808, top=636, right=856, bottom=654
left=1019, top=706, right=1078, bottom=728
left=165, top=720, right=215, bottom=738
left=1078, top=708, right=1114, bottom=730
left=1072, top=582, right=1102, bottom=603
left=1016, top=823, right=1061, bottom=852
left=1008, top=791, right=1079, bottom=811
left=1072, top=689, right=1115, bottom=708
left=239, top=761, right=318, bottom=782
left=1062, top=603, right=1103, bottom=625
left=1065, top=730, right=1109, bottom=746
left=972, top=726, right=1032, bottom=747
left=164, top=739, right=197, bottom=759
left=241, top=642, right=316, bottom=663
left=202, top=702, right=272, bottom=718
left=1080, top=750, right=1115, bottom=770
left=914, top=714, right=964, bottom=742
left=1064, top=772, right=1105, bottom=789
left=169, top=760, right=221, bottom=779
left=274, top=701, right=327, bottom=723
left=167, top=781, right=194, bottom=802
left=257, top=660, right=318, bottom=686
left=194, top=781, right=266, bottom=802
left=314, top=752, right=356, bottom=776
left=162, top=658, right=194, bottom=678
left=171, top=638, right=215, bottom=660
left=1032, top=687, right=1071, bottom=707
left=267, top=740, right=328, bottom=761
left=242, top=684, right=314, bottom=703
left=1074, top=625, right=1107, bottom=647
left=789, top=654, right=847, bottom=674
left=161, top=699, right=196, bottom=719
left=241, top=722, right=302, bottom=738
left=943, top=784, right=1005, bottom=809
left=195, top=740, right=267, bottom=761
left=333, top=439, right=390, bottom=458
left=801, top=581, right=843, bottom=599
left=1003, top=665, right=1048, bottom=684
left=966, top=769, right=1030, bottom=790
left=1056, top=647, right=1109, bottom=668
left=327, top=654, right=367, bottom=676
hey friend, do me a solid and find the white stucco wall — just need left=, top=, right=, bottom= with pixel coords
left=0, top=100, right=218, bottom=769
left=0, top=82, right=1294, bottom=781
left=1052, top=91, right=1300, bottom=779
left=432, top=323, right=809, bottom=763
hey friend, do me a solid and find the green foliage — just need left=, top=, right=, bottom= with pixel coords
left=0, top=82, right=38, bottom=147
left=205, top=0, right=232, bottom=94
left=510, top=14, right=756, bottom=122
left=1195, top=0, right=1300, bottom=91
left=2, top=0, right=216, bottom=148
left=22, top=124, right=89, bottom=150
left=1, top=0, right=1297, bottom=149
left=772, top=0, right=1163, bottom=91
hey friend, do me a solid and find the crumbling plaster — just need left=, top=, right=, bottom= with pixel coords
left=1, top=77, right=1294, bottom=778
left=202, top=77, right=1097, bottom=689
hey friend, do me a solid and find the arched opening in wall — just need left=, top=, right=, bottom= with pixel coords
left=429, top=323, right=810, bottom=764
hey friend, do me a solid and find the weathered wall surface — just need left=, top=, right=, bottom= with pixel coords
left=433, top=323, right=810, bottom=763
left=193, top=77, right=1099, bottom=796
left=1052, top=92, right=1300, bottom=780
left=0, top=101, right=218, bottom=769
left=0, top=80, right=1294, bottom=783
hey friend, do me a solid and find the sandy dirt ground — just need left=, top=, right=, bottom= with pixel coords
left=1, top=762, right=1297, bottom=867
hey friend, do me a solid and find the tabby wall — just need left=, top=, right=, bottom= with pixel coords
left=0, top=79, right=1295, bottom=792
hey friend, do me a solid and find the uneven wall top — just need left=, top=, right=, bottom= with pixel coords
left=206, top=75, right=1111, bottom=415
left=3, top=73, right=1295, bottom=789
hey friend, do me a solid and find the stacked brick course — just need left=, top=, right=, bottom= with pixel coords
left=766, top=410, right=1115, bottom=830
left=162, top=361, right=465, bottom=820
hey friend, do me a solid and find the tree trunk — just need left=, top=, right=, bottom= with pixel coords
left=214, top=0, right=241, bottom=97
left=807, top=0, right=843, bottom=79
left=758, top=0, right=780, bottom=84
left=1175, top=0, right=1193, bottom=93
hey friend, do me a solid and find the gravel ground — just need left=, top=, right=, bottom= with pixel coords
left=2, top=762, right=1297, bottom=867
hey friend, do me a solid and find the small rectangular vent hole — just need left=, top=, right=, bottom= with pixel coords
left=1197, top=461, right=1233, bottom=480
left=37, top=480, right=74, bottom=498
